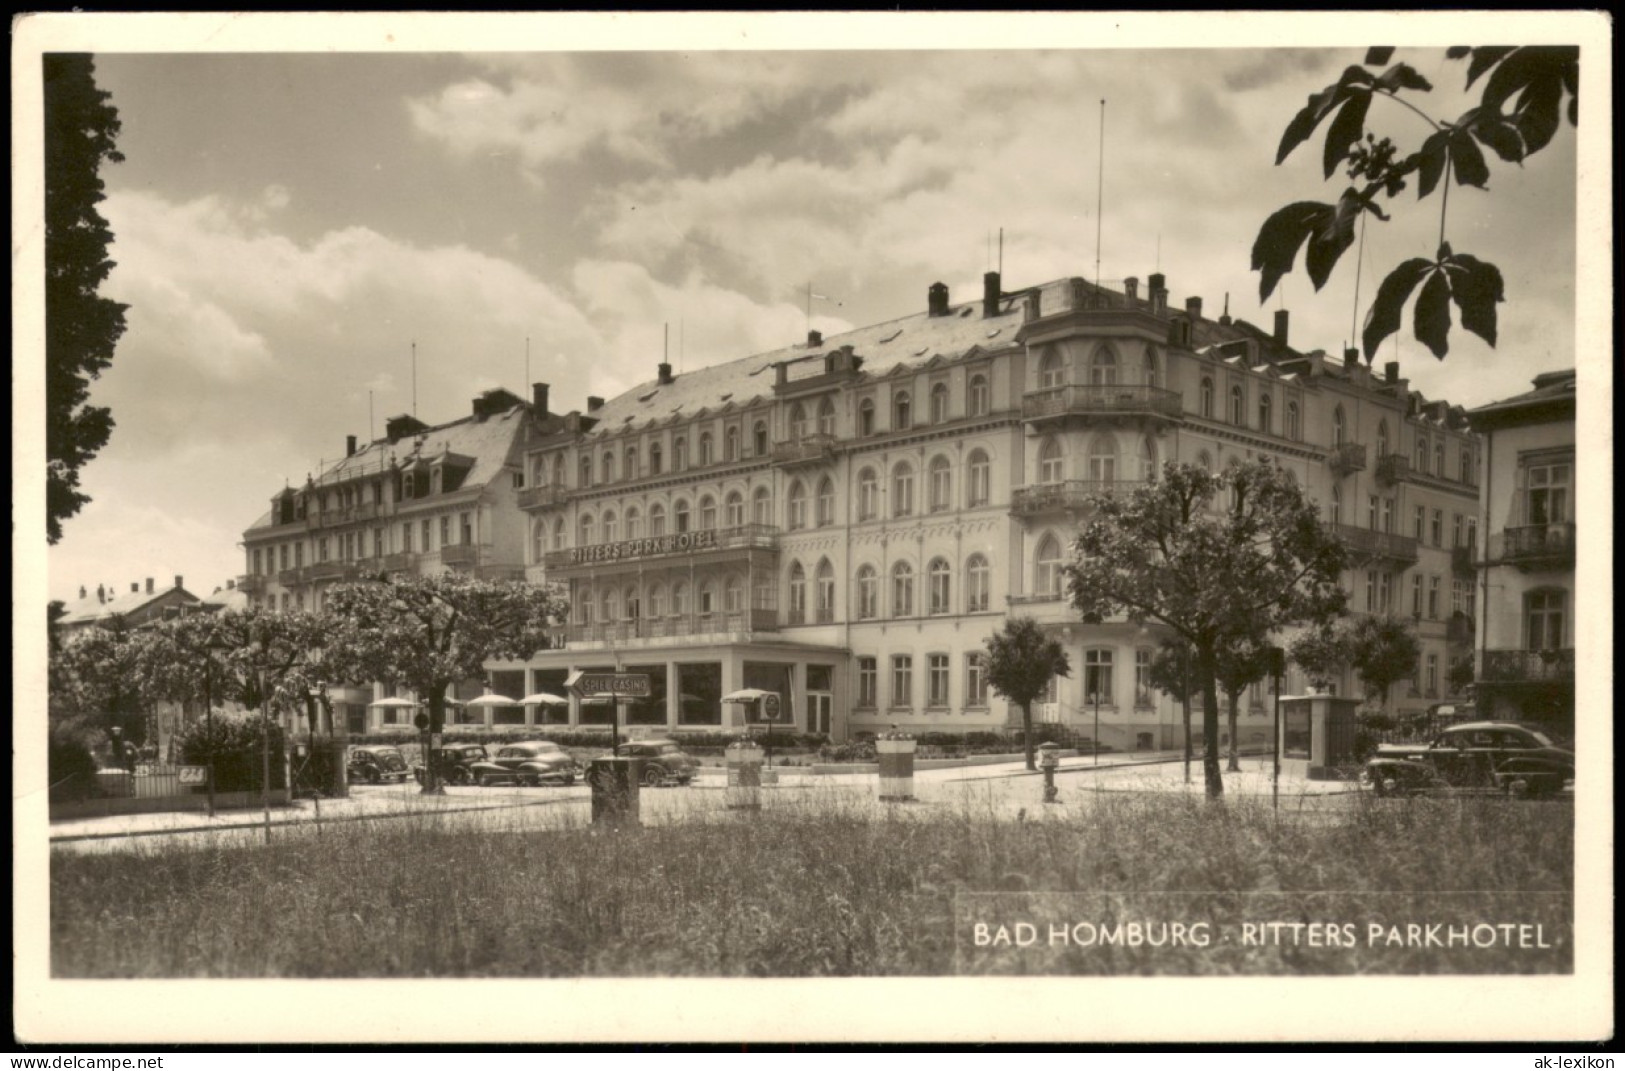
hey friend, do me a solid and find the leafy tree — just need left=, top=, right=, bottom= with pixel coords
left=325, top=573, right=564, bottom=793
left=1448, top=654, right=1476, bottom=696
left=984, top=617, right=1072, bottom=772
left=1067, top=461, right=1347, bottom=798
left=50, top=616, right=164, bottom=746
left=1346, top=615, right=1422, bottom=712
left=1288, top=622, right=1352, bottom=691
left=45, top=54, right=128, bottom=543
left=1147, top=638, right=1199, bottom=783
left=1253, top=46, right=1578, bottom=361
left=1213, top=636, right=1275, bottom=773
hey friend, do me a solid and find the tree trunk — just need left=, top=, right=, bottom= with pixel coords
left=1181, top=694, right=1192, bottom=784
left=1022, top=701, right=1036, bottom=771
left=421, top=681, right=449, bottom=796
left=1199, top=647, right=1224, bottom=799
left=1226, top=688, right=1242, bottom=773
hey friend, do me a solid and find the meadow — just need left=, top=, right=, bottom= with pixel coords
left=50, top=790, right=1572, bottom=977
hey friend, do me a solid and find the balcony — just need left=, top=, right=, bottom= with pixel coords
left=517, top=485, right=571, bottom=511
left=1484, top=523, right=1575, bottom=570
left=379, top=552, right=419, bottom=574
left=305, top=561, right=364, bottom=583
left=441, top=542, right=482, bottom=567
left=771, top=434, right=843, bottom=469
left=1332, top=523, right=1419, bottom=566
left=1375, top=453, right=1412, bottom=486
left=1480, top=648, right=1574, bottom=684
left=1326, top=442, right=1368, bottom=477
left=237, top=574, right=267, bottom=595
left=474, top=564, right=526, bottom=582
left=1021, top=384, right=1183, bottom=427
left=1010, top=479, right=1145, bottom=518
left=1007, top=591, right=1066, bottom=606
left=543, top=524, right=781, bottom=573
left=277, top=568, right=306, bottom=587
left=560, top=609, right=780, bottom=649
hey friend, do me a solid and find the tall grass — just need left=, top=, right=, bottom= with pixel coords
left=50, top=792, right=1571, bottom=977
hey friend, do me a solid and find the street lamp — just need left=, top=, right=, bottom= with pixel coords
left=1268, top=645, right=1286, bottom=814
left=1089, top=690, right=1102, bottom=766
left=202, top=634, right=233, bottom=819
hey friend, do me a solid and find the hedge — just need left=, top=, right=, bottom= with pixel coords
left=343, top=728, right=831, bottom=751
left=175, top=712, right=289, bottom=793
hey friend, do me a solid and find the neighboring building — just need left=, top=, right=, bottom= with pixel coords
left=1467, top=369, right=1576, bottom=735
left=485, top=270, right=1480, bottom=746
left=240, top=386, right=558, bottom=733
left=54, top=576, right=201, bottom=637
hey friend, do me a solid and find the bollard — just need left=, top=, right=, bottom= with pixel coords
left=876, top=732, right=917, bottom=802
left=725, top=740, right=764, bottom=810
left=588, top=757, right=644, bottom=827
left=1038, top=742, right=1061, bottom=804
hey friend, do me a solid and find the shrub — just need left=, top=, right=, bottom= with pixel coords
left=175, top=711, right=288, bottom=793
left=48, top=726, right=99, bottom=802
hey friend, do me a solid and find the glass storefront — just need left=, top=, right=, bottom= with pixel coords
left=625, top=663, right=668, bottom=726
left=678, top=662, right=722, bottom=725
left=533, top=668, right=571, bottom=725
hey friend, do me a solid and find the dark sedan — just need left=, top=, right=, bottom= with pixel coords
left=468, top=741, right=582, bottom=787
left=347, top=746, right=413, bottom=784
left=415, top=743, right=491, bottom=786
left=1364, top=722, right=1574, bottom=798
left=621, top=739, right=700, bottom=786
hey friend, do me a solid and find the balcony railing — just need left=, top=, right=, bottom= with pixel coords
left=1480, top=648, right=1574, bottom=683
left=543, top=524, right=781, bottom=571
left=440, top=542, right=484, bottom=567
left=1022, top=384, right=1183, bottom=424
left=237, top=574, right=267, bottom=595
left=305, top=561, right=364, bottom=583
left=277, top=568, right=306, bottom=586
left=380, top=552, right=419, bottom=573
left=1326, top=442, right=1368, bottom=477
left=561, top=609, right=780, bottom=646
left=1008, top=591, right=1066, bottom=605
left=1375, top=453, right=1412, bottom=485
left=1485, top=523, right=1575, bottom=568
left=306, top=502, right=385, bottom=531
left=517, top=485, right=571, bottom=511
left=1011, top=479, right=1146, bottom=517
left=771, top=434, right=843, bottom=467
left=1332, top=523, right=1419, bottom=565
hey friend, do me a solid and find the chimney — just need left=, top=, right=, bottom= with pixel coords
left=131, top=583, right=139, bottom=593
left=146, top=578, right=154, bottom=595
left=79, top=586, right=86, bottom=599
left=97, top=585, right=105, bottom=604
left=1385, top=361, right=1399, bottom=384
left=175, top=575, right=183, bottom=590
left=807, top=329, right=823, bottom=347
left=1273, top=309, right=1290, bottom=346
left=346, top=435, right=357, bottom=457
left=1148, top=273, right=1168, bottom=315
left=532, top=382, right=550, bottom=415
left=227, top=579, right=235, bottom=590
left=657, top=362, right=674, bottom=386
left=983, top=271, right=1001, bottom=318
left=587, top=396, right=605, bottom=412
left=1024, top=290, right=1042, bottom=321
left=1124, top=277, right=1138, bottom=302
left=928, top=281, right=950, bottom=317
left=1186, top=296, right=1203, bottom=321
left=1219, top=293, right=1233, bottom=327
left=1343, top=346, right=1360, bottom=368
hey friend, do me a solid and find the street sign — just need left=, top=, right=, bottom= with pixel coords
left=759, top=693, right=782, bottom=722
left=177, top=766, right=208, bottom=786
left=568, top=672, right=652, bottom=698
left=414, top=712, right=430, bottom=731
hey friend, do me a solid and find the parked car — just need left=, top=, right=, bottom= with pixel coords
left=414, top=743, right=491, bottom=787
left=347, top=746, right=413, bottom=784
left=620, top=739, right=699, bottom=786
left=468, top=741, right=582, bottom=787
left=1363, top=722, right=1574, bottom=799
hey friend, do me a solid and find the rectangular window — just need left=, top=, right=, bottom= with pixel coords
left=440, top=516, right=452, bottom=547
left=1381, top=497, right=1394, bottom=533
left=928, top=654, right=950, bottom=707
left=252, top=548, right=262, bottom=575
left=676, top=662, right=722, bottom=725
left=1365, top=570, right=1377, bottom=613
left=1412, top=573, right=1424, bottom=617
left=1452, top=513, right=1463, bottom=548
left=1367, top=496, right=1379, bottom=531
left=1378, top=572, right=1393, bottom=614
left=891, top=655, right=913, bottom=708
left=374, top=528, right=385, bottom=557
left=295, top=543, right=304, bottom=567
left=1428, top=576, right=1440, bottom=618
left=1135, top=648, right=1153, bottom=708
left=1083, top=649, right=1114, bottom=707
left=1525, top=462, right=1571, bottom=525
left=421, top=519, right=432, bottom=551
left=1425, top=653, right=1439, bottom=697
left=1430, top=509, right=1443, bottom=547
left=401, top=524, right=412, bottom=553
left=857, top=657, right=877, bottom=708
left=965, top=653, right=988, bottom=707
left=1413, top=506, right=1426, bottom=541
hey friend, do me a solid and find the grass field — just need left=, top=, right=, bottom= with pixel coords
left=50, top=790, right=1572, bottom=977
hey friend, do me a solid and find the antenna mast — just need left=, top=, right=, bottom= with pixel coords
left=411, top=340, right=418, bottom=418
left=999, top=227, right=1004, bottom=277
left=1095, top=99, right=1106, bottom=295
left=525, top=336, right=531, bottom=388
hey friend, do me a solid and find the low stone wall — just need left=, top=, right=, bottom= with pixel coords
left=49, top=788, right=293, bottom=823
left=812, top=750, right=1080, bottom=775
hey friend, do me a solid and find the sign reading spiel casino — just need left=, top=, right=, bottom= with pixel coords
left=568, top=529, right=719, bottom=565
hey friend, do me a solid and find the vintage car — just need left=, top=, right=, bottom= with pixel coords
left=467, top=741, right=582, bottom=787
left=1363, top=721, right=1574, bottom=799
left=620, top=739, right=700, bottom=787
left=347, top=746, right=413, bottom=784
left=413, top=743, right=491, bottom=787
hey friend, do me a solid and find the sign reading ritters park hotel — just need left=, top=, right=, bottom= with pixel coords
left=568, top=530, right=719, bottom=565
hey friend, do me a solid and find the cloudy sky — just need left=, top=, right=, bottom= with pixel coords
left=27, top=14, right=1595, bottom=605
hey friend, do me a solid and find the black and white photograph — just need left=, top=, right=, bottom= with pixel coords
left=13, top=11, right=1612, bottom=1047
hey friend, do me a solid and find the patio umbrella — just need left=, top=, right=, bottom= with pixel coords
left=464, top=693, right=520, bottom=707
left=519, top=693, right=569, bottom=706
left=720, top=688, right=772, bottom=703
left=369, top=697, right=417, bottom=708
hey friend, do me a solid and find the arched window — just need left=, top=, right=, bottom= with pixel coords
left=675, top=498, right=691, bottom=533
left=967, top=449, right=991, bottom=507
left=1329, top=484, right=1342, bottom=525
left=928, top=558, right=951, bottom=614
left=1139, top=436, right=1158, bottom=482
left=965, top=553, right=991, bottom=611
left=789, top=403, right=808, bottom=441
left=602, top=451, right=616, bottom=483
left=579, top=512, right=596, bottom=545
left=1434, top=440, right=1445, bottom=478
left=1090, top=346, right=1118, bottom=386
left=1142, top=345, right=1160, bottom=388
left=817, top=397, right=836, bottom=436
left=603, top=588, right=619, bottom=623
left=787, top=480, right=808, bottom=530
left=650, top=503, right=666, bottom=537
left=625, top=445, right=639, bottom=479
left=930, top=382, right=950, bottom=424
left=698, top=580, right=717, bottom=616
left=649, top=442, right=663, bottom=475
left=533, top=520, right=548, bottom=564
left=624, top=507, right=641, bottom=540
left=700, top=495, right=717, bottom=530
left=1461, top=446, right=1474, bottom=484
left=602, top=510, right=618, bottom=544
left=892, top=561, right=915, bottom=616
left=579, top=454, right=592, bottom=488
left=816, top=559, right=835, bottom=622
left=624, top=585, right=640, bottom=621
left=672, top=581, right=690, bottom=617
left=1197, top=450, right=1214, bottom=473
left=856, top=565, right=878, bottom=619
left=858, top=467, right=879, bottom=520
left=1333, top=406, right=1346, bottom=447
left=1088, top=434, right=1118, bottom=483
left=968, top=374, right=990, bottom=416
left=648, top=583, right=666, bottom=618
left=1376, top=420, right=1389, bottom=458
left=699, top=432, right=713, bottom=466
left=789, top=561, right=807, bottom=624
left=725, top=491, right=745, bottom=528
left=751, top=486, right=771, bottom=526
left=578, top=585, right=593, bottom=625
left=725, top=426, right=740, bottom=462
left=552, top=517, right=566, bottom=551
left=892, top=461, right=915, bottom=517
left=1036, top=534, right=1064, bottom=596
left=1200, top=377, right=1214, bottom=419
left=816, top=477, right=835, bottom=527
left=1525, top=588, right=1567, bottom=650
left=1258, top=392, right=1273, bottom=434
left=1415, top=434, right=1429, bottom=473
left=724, top=575, right=743, bottom=614
left=893, top=391, right=912, bottom=431
left=1038, top=346, right=1065, bottom=389
left=1039, top=438, right=1065, bottom=485
left=928, top=455, right=952, bottom=511
left=1229, top=384, right=1245, bottom=425
left=752, top=421, right=768, bottom=457
left=858, top=398, right=876, bottom=436
left=1286, top=401, right=1301, bottom=441
left=673, top=436, right=688, bottom=470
